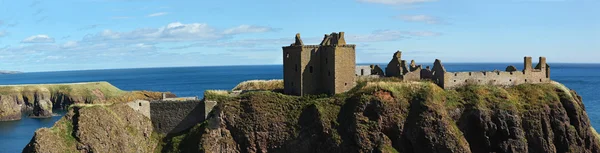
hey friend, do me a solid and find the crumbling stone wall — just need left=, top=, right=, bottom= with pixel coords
left=126, top=100, right=150, bottom=119
left=371, top=65, right=385, bottom=77
left=433, top=57, right=550, bottom=89
left=149, top=100, right=208, bottom=134
left=356, top=65, right=372, bottom=76
left=385, top=51, right=423, bottom=81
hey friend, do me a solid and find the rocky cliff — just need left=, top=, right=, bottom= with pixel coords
left=22, top=103, right=160, bottom=153
left=23, top=80, right=600, bottom=153
left=163, top=80, right=600, bottom=153
left=0, top=82, right=173, bottom=121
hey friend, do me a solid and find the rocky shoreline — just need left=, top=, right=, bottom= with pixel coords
left=0, top=82, right=173, bottom=121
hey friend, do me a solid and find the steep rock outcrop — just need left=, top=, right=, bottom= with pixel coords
left=165, top=81, right=600, bottom=153
left=24, top=81, right=600, bottom=153
left=22, top=103, right=159, bottom=153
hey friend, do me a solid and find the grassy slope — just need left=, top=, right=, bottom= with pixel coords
left=160, top=79, right=600, bottom=152
left=0, top=81, right=170, bottom=105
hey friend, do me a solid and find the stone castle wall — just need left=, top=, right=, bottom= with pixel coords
left=126, top=100, right=150, bottom=119
left=149, top=100, right=206, bottom=134
left=433, top=56, right=550, bottom=89
left=282, top=32, right=356, bottom=95
left=332, top=46, right=356, bottom=93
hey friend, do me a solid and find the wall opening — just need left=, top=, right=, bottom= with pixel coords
left=139, top=102, right=142, bottom=106
left=540, top=79, right=542, bottom=82
left=286, top=53, right=289, bottom=58
left=454, top=80, right=456, bottom=82
left=310, top=66, right=313, bottom=73
left=361, top=69, right=364, bottom=75
left=454, top=73, right=457, bottom=76
left=295, top=64, right=298, bottom=72
left=469, top=72, right=472, bottom=76
left=509, top=79, right=512, bottom=82
left=158, top=123, right=161, bottom=129
left=328, top=71, right=331, bottom=76
left=345, top=83, right=347, bottom=86
left=325, top=58, right=328, bottom=64
left=525, top=79, right=527, bottom=82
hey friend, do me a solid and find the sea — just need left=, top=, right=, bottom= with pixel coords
left=0, top=63, right=598, bottom=152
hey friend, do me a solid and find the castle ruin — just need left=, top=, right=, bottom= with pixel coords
left=282, top=32, right=356, bottom=95
left=283, top=32, right=551, bottom=95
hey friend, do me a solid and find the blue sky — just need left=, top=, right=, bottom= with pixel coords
left=0, top=0, right=598, bottom=72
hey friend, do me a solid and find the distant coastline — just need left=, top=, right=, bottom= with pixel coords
left=0, top=70, right=22, bottom=74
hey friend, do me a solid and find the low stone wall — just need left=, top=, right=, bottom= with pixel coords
left=126, top=100, right=150, bottom=119
left=442, top=70, right=550, bottom=89
left=149, top=100, right=205, bottom=134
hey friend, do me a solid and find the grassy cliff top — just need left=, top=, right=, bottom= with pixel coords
left=0, top=81, right=125, bottom=98
left=0, top=81, right=171, bottom=104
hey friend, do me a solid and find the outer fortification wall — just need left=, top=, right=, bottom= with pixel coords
left=149, top=100, right=206, bottom=134
left=435, top=56, right=550, bottom=89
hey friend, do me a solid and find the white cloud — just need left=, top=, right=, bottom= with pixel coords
left=357, top=0, right=436, bottom=5
left=83, top=22, right=277, bottom=43
left=348, top=30, right=441, bottom=42
left=83, top=22, right=223, bottom=43
left=223, top=25, right=277, bottom=35
left=61, top=41, right=78, bottom=49
left=147, top=12, right=168, bottom=17
left=21, top=35, right=55, bottom=43
left=0, top=30, right=6, bottom=37
left=395, top=15, right=443, bottom=24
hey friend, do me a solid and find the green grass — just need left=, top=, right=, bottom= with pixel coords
left=232, top=79, right=283, bottom=91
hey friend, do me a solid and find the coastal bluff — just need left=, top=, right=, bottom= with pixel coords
left=23, top=79, right=600, bottom=153
left=0, top=82, right=173, bottom=121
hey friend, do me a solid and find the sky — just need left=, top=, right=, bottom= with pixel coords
left=0, top=0, right=598, bottom=72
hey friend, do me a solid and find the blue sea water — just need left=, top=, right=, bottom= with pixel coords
left=0, top=64, right=598, bottom=152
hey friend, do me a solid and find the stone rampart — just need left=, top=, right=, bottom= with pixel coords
left=149, top=100, right=206, bottom=134
left=435, top=56, right=550, bottom=89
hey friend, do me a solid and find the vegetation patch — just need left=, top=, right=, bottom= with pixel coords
left=232, top=79, right=283, bottom=91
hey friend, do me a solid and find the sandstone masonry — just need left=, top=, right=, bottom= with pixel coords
left=282, top=32, right=356, bottom=95
left=282, top=32, right=550, bottom=93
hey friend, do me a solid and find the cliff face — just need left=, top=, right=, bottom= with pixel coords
left=22, top=103, right=160, bottom=153
left=0, top=82, right=174, bottom=121
left=163, top=81, right=600, bottom=153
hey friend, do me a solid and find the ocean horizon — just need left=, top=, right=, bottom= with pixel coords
left=1, top=63, right=599, bottom=152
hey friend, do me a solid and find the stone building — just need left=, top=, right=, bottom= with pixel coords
left=385, top=51, right=423, bottom=81
left=282, top=32, right=356, bottom=95
left=431, top=56, right=550, bottom=89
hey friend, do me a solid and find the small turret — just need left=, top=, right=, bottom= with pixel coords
left=293, top=33, right=303, bottom=46
left=523, top=56, right=533, bottom=73
left=337, top=32, right=346, bottom=45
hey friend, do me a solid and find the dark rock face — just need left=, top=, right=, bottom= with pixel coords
left=22, top=103, right=157, bottom=153
left=181, top=83, right=600, bottom=153
left=24, top=82, right=600, bottom=153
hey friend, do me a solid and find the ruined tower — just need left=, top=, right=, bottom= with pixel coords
left=282, top=32, right=356, bottom=95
